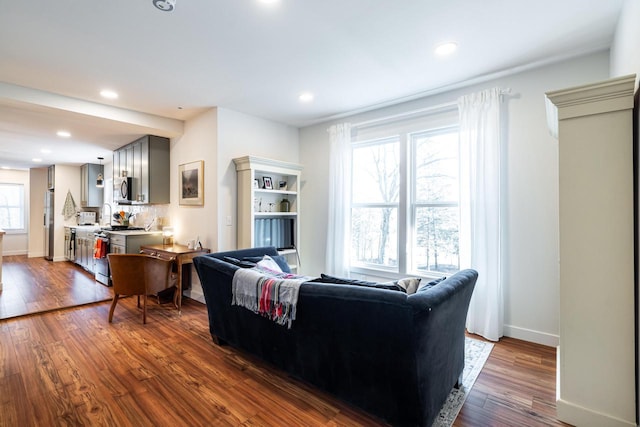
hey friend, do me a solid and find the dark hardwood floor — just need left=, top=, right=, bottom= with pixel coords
left=0, top=257, right=570, bottom=426
left=0, top=255, right=112, bottom=320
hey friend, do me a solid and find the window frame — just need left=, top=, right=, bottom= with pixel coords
left=349, top=123, right=460, bottom=280
left=0, top=182, right=26, bottom=233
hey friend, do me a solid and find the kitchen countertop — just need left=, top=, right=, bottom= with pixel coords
left=66, top=225, right=102, bottom=232
left=105, top=229, right=162, bottom=236
left=66, top=225, right=162, bottom=236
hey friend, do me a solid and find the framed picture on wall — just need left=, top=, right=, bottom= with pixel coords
left=179, top=160, right=204, bottom=206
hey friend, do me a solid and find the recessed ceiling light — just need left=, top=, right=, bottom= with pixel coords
left=56, top=130, right=71, bottom=138
left=32, top=158, right=42, bottom=163
left=434, top=42, right=458, bottom=56
left=299, top=92, right=314, bottom=102
left=100, top=89, right=119, bottom=99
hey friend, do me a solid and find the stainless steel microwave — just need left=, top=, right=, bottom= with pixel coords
left=114, top=176, right=133, bottom=203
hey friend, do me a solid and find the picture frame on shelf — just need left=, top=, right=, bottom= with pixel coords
left=263, top=176, right=273, bottom=190
left=279, top=180, right=287, bottom=190
left=253, top=179, right=259, bottom=189
left=179, top=160, right=204, bottom=206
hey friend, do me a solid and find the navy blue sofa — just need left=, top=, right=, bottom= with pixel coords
left=193, top=247, right=477, bottom=427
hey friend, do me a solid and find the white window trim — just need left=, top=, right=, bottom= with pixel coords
left=349, top=124, right=459, bottom=280
left=0, top=183, right=27, bottom=233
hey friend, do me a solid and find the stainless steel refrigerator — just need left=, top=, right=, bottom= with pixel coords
left=44, top=189, right=54, bottom=260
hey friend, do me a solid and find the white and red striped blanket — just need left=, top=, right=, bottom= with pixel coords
left=231, top=267, right=313, bottom=328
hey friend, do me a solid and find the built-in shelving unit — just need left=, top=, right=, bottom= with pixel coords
left=547, top=74, right=636, bottom=427
left=233, top=156, right=302, bottom=270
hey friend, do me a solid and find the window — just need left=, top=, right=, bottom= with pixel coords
left=411, top=130, right=460, bottom=274
left=350, top=112, right=459, bottom=277
left=0, top=183, right=25, bottom=231
left=351, top=137, right=399, bottom=270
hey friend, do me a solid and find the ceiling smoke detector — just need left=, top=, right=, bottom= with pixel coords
left=153, top=0, right=176, bottom=11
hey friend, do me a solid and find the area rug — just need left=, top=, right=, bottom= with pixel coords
left=432, top=337, right=494, bottom=427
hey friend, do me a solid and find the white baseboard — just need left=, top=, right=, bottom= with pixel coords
left=3, top=249, right=28, bottom=256
left=503, top=324, right=559, bottom=347
left=557, top=398, right=636, bottom=427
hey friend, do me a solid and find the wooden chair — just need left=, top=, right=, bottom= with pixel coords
left=107, top=253, right=177, bottom=324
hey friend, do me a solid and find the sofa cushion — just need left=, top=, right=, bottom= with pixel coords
left=416, top=276, right=446, bottom=293
left=312, top=274, right=404, bottom=292
left=222, top=256, right=257, bottom=269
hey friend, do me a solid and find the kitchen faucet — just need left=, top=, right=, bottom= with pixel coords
left=102, top=203, right=112, bottom=226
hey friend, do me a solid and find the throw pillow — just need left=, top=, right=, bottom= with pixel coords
left=244, top=255, right=291, bottom=273
left=393, top=277, right=422, bottom=294
left=256, top=255, right=283, bottom=273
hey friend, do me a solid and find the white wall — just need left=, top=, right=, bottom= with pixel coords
left=0, top=169, right=30, bottom=255
left=169, top=107, right=298, bottom=253
left=299, top=51, right=610, bottom=346
left=216, top=107, right=299, bottom=251
left=28, top=168, right=46, bottom=257
left=169, top=108, right=219, bottom=251
left=610, top=0, right=640, bottom=88
left=54, top=165, right=82, bottom=261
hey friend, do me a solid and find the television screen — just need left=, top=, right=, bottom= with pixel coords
left=254, top=218, right=295, bottom=250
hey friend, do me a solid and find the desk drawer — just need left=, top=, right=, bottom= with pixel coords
left=140, top=248, right=175, bottom=261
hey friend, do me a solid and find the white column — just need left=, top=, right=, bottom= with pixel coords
left=547, top=74, right=637, bottom=427
left=0, top=229, right=4, bottom=291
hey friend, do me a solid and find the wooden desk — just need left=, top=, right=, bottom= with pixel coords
left=140, top=244, right=210, bottom=313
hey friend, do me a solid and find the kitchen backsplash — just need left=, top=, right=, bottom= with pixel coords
left=100, top=204, right=170, bottom=230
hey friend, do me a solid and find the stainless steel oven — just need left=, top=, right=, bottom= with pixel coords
left=94, top=231, right=110, bottom=286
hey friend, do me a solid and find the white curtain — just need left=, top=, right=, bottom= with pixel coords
left=457, top=88, right=504, bottom=342
left=326, top=123, right=352, bottom=277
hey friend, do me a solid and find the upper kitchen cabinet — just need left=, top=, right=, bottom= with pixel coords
left=80, top=163, right=104, bottom=207
left=113, top=135, right=170, bottom=205
left=47, top=165, right=55, bottom=189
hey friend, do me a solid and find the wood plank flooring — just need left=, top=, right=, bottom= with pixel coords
left=456, top=336, right=570, bottom=427
left=0, top=256, right=112, bottom=320
left=0, top=257, right=571, bottom=426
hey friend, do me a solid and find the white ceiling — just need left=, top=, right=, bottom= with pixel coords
left=0, top=0, right=625, bottom=170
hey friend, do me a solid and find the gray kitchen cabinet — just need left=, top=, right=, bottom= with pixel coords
left=109, top=232, right=162, bottom=254
left=74, top=227, right=95, bottom=273
left=112, top=135, right=169, bottom=204
left=80, top=163, right=104, bottom=207
left=47, top=165, right=55, bottom=190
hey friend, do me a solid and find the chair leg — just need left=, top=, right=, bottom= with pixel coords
left=142, top=294, right=147, bottom=324
left=109, top=294, right=120, bottom=323
left=137, top=295, right=141, bottom=308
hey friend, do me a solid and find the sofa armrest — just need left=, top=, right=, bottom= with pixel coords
left=406, top=269, right=477, bottom=423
